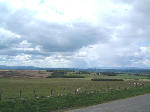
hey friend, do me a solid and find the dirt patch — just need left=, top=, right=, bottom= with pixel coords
left=0, top=70, right=50, bottom=78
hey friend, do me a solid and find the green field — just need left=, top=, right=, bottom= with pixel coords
left=0, top=77, right=150, bottom=100
left=0, top=71, right=150, bottom=112
left=66, top=72, right=150, bottom=80
left=94, top=74, right=150, bottom=80
left=1, top=87, right=150, bottom=112
left=0, top=78, right=150, bottom=112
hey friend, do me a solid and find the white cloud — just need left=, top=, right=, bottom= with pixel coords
left=0, top=0, right=150, bottom=68
left=13, top=54, right=32, bottom=61
left=0, top=28, right=21, bottom=39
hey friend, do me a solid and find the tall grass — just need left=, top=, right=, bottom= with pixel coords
left=0, top=86, right=150, bottom=112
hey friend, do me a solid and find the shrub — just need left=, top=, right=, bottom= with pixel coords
left=91, top=78, right=124, bottom=81
left=47, top=75, right=84, bottom=78
left=100, top=72, right=118, bottom=76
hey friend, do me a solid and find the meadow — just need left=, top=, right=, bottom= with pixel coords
left=0, top=78, right=132, bottom=100
left=0, top=77, right=150, bottom=100
left=0, top=70, right=150, bottom=112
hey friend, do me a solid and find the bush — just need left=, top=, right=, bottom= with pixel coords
left=91, top=78, right=124, bottom=81
left=47, top=75, right=84, bottom=78
left=47, top=71, right=85, bottom=78
left=100, top=72, right=118, bottom=76
left=51, top=71, right=66, bottom=76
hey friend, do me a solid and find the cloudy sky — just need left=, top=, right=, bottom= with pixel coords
left=0, top=0, right=150, bottom=68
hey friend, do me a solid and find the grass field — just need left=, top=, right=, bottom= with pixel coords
left=66, top=72, right=150, bottom=80
left=95, top=74, right=150, bottom=80
left=0, top=70, right=150, bottom=112
left=1, top=85, right=150, bottom=112
left=0, top=77, right=150, bottom=100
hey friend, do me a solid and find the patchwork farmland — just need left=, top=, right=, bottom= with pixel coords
left=0, top=69, right=150, bottom=112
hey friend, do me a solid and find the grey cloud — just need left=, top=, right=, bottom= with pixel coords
left=0, top=0, right=150, bottom=67
left=0, top=3, right=108, bottom=57
left=0, top=32, right=21, bottom=50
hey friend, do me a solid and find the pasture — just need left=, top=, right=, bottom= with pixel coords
left=0, top=77, right=150, bottom=100
left=0, top=70, right=150, bottom=112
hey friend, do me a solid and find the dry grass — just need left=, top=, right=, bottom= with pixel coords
left=0, top=70, right=50, bottom=78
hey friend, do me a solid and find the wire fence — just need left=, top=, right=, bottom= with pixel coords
left=0, top=84, right=145, bottom=101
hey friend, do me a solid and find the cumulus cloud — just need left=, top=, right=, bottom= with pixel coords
left=0, top=0, right=150, bottom=68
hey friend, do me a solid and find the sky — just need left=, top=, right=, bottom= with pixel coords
left=0, top=0, right=150, bottom=68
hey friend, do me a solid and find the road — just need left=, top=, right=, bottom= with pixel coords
left=67, top=94, right=150, bottom=112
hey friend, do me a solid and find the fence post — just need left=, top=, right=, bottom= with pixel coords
left=62, top=88, right=66, bottom=96
left=50, top=89, right=53, bottom=97
left=19, top=89, right=22, bottom=99
left=33, top=89, right=37, bottom=98
left=107, top=85, right=110, bottom=90
left=74, top=89, right=77, bottom=95
left=0, top=91, right=2, bottom=101
left=84, top=88, right=87, bottom=94
left=57, top=91, right=60, bottom=96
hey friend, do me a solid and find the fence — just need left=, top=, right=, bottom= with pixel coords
left=0, top=84, right=145, bottom=101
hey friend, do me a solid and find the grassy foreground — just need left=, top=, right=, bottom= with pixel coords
left=0, top=86, right=150, bottom=112
left=1, top=78, right=150, bottom=100
left=0, top=78, right=132, bottom=100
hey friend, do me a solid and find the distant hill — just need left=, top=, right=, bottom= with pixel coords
left=0, top=65, right=41, bottom=70
left=0, top=65, right=149, bottom=74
